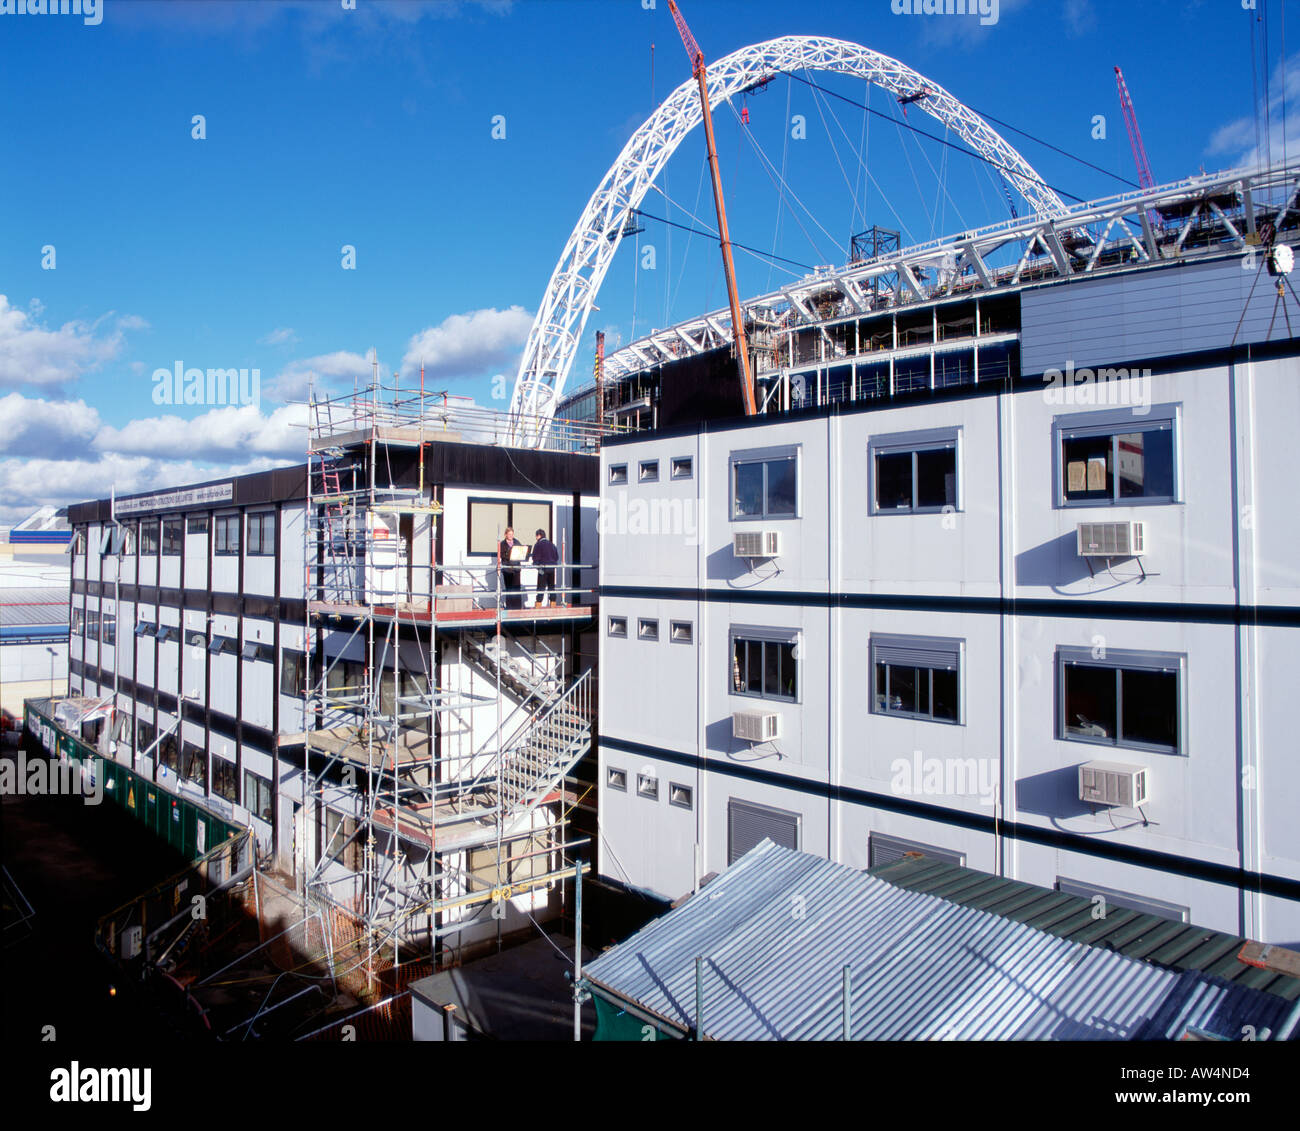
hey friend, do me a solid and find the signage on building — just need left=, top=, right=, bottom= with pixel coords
left=116, top=482, right=234, bottom=516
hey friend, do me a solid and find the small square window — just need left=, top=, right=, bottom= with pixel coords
left=638, top=618, right=659, bottom=641
left=186, top=630, right=207, bottom=649
left=607, top=768, right=627, bottom=792
left=156, top=625, right=180, bottom=643
left=670, top=621, right=693, bottom=643
left=639, top=460, right=659, bottom=483
left=135, top=621, right=156, bottom=638
left=669, top=783, right=693, bottom=809
left=609, top=464, right=628, bottom=485
left=608, top=616, right=628, bottom=637
left=636, top=773, right=658, bottom=800
left=671, top=456, right=693, bottom=480
left=208, top=635, right=236, bottom=655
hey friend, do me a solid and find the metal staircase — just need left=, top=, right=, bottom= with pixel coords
left=495, top=670, right=592, bottom=834
left=462, top=634, right=564, bottom=712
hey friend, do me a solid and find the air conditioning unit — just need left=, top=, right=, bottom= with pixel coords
left=1078, top=760, right=1150, bottom=808
left=121, top=924, right=143, bottom=961
left=732, top=710, right=782, bottom=743
left=1077, top=521, right=1146, bottom=558
left=733, top=530, right=783, bottom=559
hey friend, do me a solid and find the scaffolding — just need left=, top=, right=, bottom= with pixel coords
left=296, top=378, right=610, bottom=986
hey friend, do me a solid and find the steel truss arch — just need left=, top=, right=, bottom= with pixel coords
left=510, top=35, right=1066, bottom=435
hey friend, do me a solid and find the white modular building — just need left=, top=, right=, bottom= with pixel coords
left=594, top=166, right=1300, bottom=946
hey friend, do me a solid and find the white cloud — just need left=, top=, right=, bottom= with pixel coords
left=266, top=349, right=377, bottom=403
left=94, top=403, right=308, bottom=462
left=260, top=327, right=299, bottom=347
left=0, top=392, right=102, bottom=457
left=400, top=306, right=533, bottom=382
left=0, top=296, right=142, bottom=389
left=1208, top=52, right=1300, bottom=169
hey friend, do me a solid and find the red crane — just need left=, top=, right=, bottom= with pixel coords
left=1115, top=66, right=1156, bottom=192
left=667, top=0, right=757, bottom=416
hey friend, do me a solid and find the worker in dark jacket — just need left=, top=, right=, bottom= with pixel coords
left=499, top=527, right=523, bottom=611
left=528, top=528, right=560, bottom=608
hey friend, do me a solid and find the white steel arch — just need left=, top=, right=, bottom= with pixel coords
left=510, top=34, right=1066, bottom=433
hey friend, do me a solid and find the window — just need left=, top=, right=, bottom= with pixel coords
left=111, top=712, right=133, bottom=752
left=86, top=609, right=100, bottom=639
left=607, top=616, right=627, bottom=638
left=868, top=832, right=966, bottom=869
left=158, top=734, right=180, bottom=775
left=280, top=650, right=305, bottom=697
left=186, top=516, right=209, bottom=535
left=161, top=517, right=183, bottom=556
left=608, top=463, right=628, bottom=485
left=606, top=767, right=627, bottom=792
left=214, top=514, right=241, bottom=556
left=101, top=614, right=116, bottom=646
left=243, top=770, right=274, bottom=822
left=669, top=783, right=693, bottom=810
left=115, top=525, right=136, bottom=557
left=1055, top=406, right=1179, bottom=506
left=247, top=512, right=276, bottom=556
left=242, top=640, right=274, bottom=663
left=155, top=624, right=180, bottom=644
left=1055, top=877, right=1190, bottom=923
left=639, top=459, right=659, bottom=483
left=1057, top=647, right=1183, bottom=754
left=670, top=620, right=693, bottom=644
left=180, top=741, right=207, bottom=788
left=727, top=798, right=799, bottom=864
left=212, top=755, right=238, bottom=803
left=731, top=629, right=798, bottom=702
left=140, top=520, right=159, bottom=556
left=320, top=809, right=363, bottom=872
left=671, top=456, right=693, bottom=480
left=870, top=429, right=959, bottom=514
left=135, top=720, right=154, bottom=758
left=731, top=449, right=798, bottom=519
left=871, top=635, right=963, bottom=724
left=636, top=773, right=658, bottom=800
left=71, top=608, right=84, bottom=634
left=207, top=634, right=237, bottom=655
left=638, top=618, right=658, bottom=641
left=185, top=629, right=207, bottom=649
left=466, top=498, right=553, bottom=555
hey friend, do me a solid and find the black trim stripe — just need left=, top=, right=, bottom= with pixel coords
left=599, top=585, right=1300, bottom=628
left=599, top=734, right=1300, bottom=904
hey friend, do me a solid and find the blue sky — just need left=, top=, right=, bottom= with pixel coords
left=0, top=0, right=1294, bottom=524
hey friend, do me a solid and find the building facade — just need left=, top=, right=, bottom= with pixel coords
left=596, top=248, right=1300, bottom=946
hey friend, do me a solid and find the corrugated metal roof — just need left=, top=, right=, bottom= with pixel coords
left=0, top=589, right=70, bottom=628
left=868, top=855, right=1300, bottom=1003
left=584, top=840, right=1185, bottom=1040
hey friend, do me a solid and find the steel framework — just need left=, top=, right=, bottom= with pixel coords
left=508, top=35, right=1066, bottom=438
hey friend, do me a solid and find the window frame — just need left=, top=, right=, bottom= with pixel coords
left=636, top=773, right=659, bottom=800
left=671, top=456, right=693, bottom=480
left=246, top=511, right=277, bottom=557
left=729, top=626, right=800, bottom=703
left=637, top=618, right=659, bottom=641
left=638, top=459, right=659, bottom=483
left=729, top=445, right=800, bottom=521
left=608, top=463, right=628, bottom=486
left=669, top=782, right=694, bottom=810
left=1052, top=404, right=1181, bottom=508
left=1056, top=645, right=1185, bottom=756
left=727, top=797, right=800, bottom=864
left=607, top=616, right=628, bottom=638
left=243, top=769, right=274, bottom=823
left=870, top=634, right=964, bottom=725
left=214, top=513, right=241, bottom=556
left=868, top=427, right=962, bottom=516
left=670, top=620, right=693, bottom=644
left=465, top=497, right=554, bottom=557
left=606, top=767, right=627, bottom=792
left=140, top=519, right=160, bottom=556
left=161, top=516, right=184, bottom=556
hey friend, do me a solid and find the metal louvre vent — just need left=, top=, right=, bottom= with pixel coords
left=727, top=799, right=800, bottom=865
left=868, top=832, right=966, bottom=869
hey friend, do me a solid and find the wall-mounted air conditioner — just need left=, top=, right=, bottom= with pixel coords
left=1076, top=521, right=1146, bottom=558
left=733, top=530, right=782, bottom=559
left=1078, top=760, right=1150, bottom=808
left=733, top=710, right=782, bottom=743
